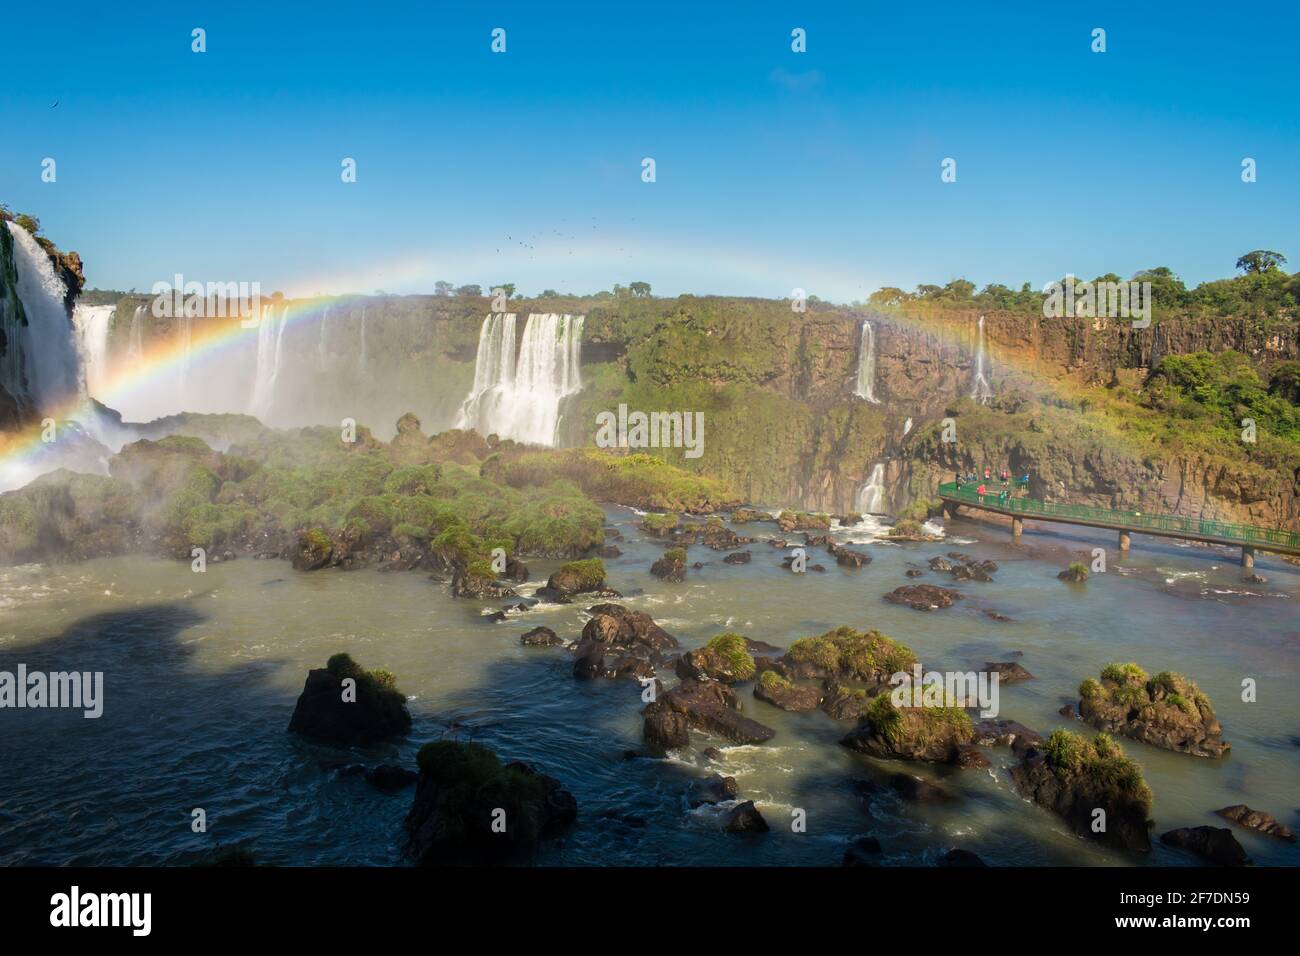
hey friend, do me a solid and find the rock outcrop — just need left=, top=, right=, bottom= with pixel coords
left=642, top=678, right=775, bottom=749
left=1078, top=664, right=1229, bottom=757
left=403, top=741, right=576, bottom=863
left=287, top=654, right=412, bottom=747
left=1010, top=729, right=1153, bottom=853
left=1160, top=826, right=1250, bottom=866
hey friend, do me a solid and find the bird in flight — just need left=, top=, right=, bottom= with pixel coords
left=50, top=99, right=59, bottom=109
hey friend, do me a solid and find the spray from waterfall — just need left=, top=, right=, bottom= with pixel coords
left=971, top=315, right=993, bottom=404
left=456, top=312, right=584, bottom=446
left=856, top=462, right=887, bottom=514
left=854, top=320, right=880, bottom=403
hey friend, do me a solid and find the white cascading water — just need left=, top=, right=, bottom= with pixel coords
left=128, top=305, right=144, bottom=362
left=856, top=462, right=886, bottom=514
left=456, top=312, right=584, bottom=445
left=248, top=304, right=289, bottom=420
left=6, top=221, right=81, bottom=412
left=73, top=304, right=115, bottom=398
left=853, top=320, right=880, bottom=402
left=971, top=314, right=993, bottom=404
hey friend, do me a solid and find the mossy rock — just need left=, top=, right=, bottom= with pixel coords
left=287, top=653, right=411, bottom=747
left=545, top=557, right=607, bottom=594
left=403, top=741, right=577, bottom=863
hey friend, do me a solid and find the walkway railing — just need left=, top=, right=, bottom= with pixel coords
left=937, top=482, right=1300, bottom=551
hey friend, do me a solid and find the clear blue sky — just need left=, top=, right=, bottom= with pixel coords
left=2, top=0, right=1296, bottom=302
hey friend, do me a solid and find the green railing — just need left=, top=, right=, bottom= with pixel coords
left=937, top=482, right=1300, bottom=551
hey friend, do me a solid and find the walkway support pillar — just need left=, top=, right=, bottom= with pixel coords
left=1118, top=531, right=1131, bottom=552
left=1011, top=517, right=1023, bottom=539
left=1242, top=546, right=1255, bottom=569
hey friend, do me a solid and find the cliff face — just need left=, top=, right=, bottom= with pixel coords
left=47, top=284, right=1300, bottom=531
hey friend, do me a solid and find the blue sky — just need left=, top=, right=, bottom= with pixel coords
left=2, top=1, right=1296, bottom=301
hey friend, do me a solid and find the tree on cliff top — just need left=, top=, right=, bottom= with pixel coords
left=1236, top=250, right=1287, bottom=274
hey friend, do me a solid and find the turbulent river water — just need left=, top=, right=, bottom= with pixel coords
left=2, top=509, right=1297, bottom=866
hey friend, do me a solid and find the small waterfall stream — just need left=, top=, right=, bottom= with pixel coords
left=856, top=462, right=887, bottom=514
left=971, top=315, right=993, bottom=404
left=853, top=319, right=880, bottom=403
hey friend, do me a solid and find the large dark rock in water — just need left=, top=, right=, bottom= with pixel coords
left=883, top=584, right=961, bottom=611
left=723, top=550, right=752, bottom=565
left=644, top=710, right=690, bottom=756
left=643, top=678, right=775, bottom=747
left=403, top=741, right=576, bottom=864
left=1078, top=665, right=1229, bottom=758
left=1215, top=804, right=1295, bottom=842
left=521, top=626, right=564, bottom=647
left=1009, top=730, right=1153, bottom=853
left=287, top=654, right=412, bottom=747
left=721, top=801, right=768, bottom=833
left=571, top=603, right=679, bottom=682
left=1160, top=826, right=1250, bottom=866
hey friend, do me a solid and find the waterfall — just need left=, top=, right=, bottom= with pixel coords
left=127, top=305, right=144, bottom=361
left=853, top=320, right=880, bottom=403
left=5, top=221, right=80, bottom=411
left=856, top=462, right=887, bottom=514
left=73, top=304, right=115, bottom=398
left=903, top=417, right=913, bottom=436
left=971, top=315, right=993, bottom=404
left=456, top=312, right=584, bottom=445
left=248, top=304, right=289, bottom=420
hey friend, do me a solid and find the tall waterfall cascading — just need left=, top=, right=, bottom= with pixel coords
left=248, top=304, right=289, bottom=420
left=5, top=221, right=81, bottom=412
left=853, top=320, right=880, bottom=403
left=455, top=312, right=584, bottom=445
left=856, top=462, right=887, bottom=514
left=73, top=304, right=116, bottom=398
left=971, top=315, right=993, bottom=404
left=127, top=305, right=144, bottom=362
